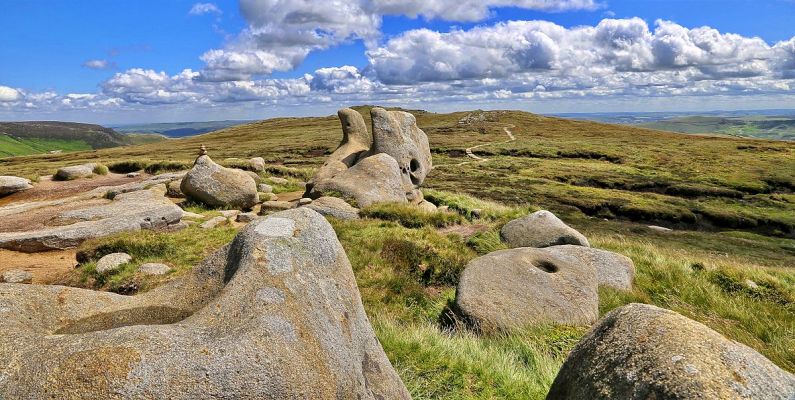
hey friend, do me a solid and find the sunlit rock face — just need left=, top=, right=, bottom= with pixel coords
left=305, top=107, right=432, bottom=207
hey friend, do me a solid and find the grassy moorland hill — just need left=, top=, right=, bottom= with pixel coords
left=112, top=120, right=252, bottom=137
left=641, top=115, right=795, bottom=141
left=0, top=121, right=149, bottom=157
left=1, top=107, right=793, bottom=398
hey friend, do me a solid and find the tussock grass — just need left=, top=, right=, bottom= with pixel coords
left=361, top=202, right=464, bottom=228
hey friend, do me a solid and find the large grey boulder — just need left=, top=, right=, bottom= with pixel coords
left=309, top=153, right=407, bottom=208
left=0, top=188, right=183, bottom=252
left=547, top=303, right=795, bottom=400
left=0, top=208, right=411, bottom=399
left=55, top=163, right=97, bottom=180
left=181, top=155, right=258, bottom=209
left=500, top=210, right=590, bottom=248
left=367, top=107, right=432, bottom=189
left=305, top=196, right=361, bottom=220
left=305, top=107, right=432, bottom=207
left=543, top=245, right=635, bottom=291
left=455, top=247, right=598, bottom=331
left=0, top=176, right=32, bottom=196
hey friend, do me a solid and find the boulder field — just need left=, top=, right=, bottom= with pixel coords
left=0, top=208, right=410, bottom=399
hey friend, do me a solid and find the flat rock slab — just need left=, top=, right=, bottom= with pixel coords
left=0, top=188, right=183, bottom=252
left=1, top=269, right=33, bottom=284
left=547, top=303, right=795, bottom=399
left=0, top=208, right=410, bottom=399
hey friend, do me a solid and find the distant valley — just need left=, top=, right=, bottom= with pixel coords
left=112, top=120, right=252, bottom=138
left=555, top=109, right=795, bottom=141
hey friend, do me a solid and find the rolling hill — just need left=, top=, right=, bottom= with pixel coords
left=640, top=115, right=795, bottom=141
left=0, top=121, right=131, bottom=157
left=112, top=120, right=253, bottom=137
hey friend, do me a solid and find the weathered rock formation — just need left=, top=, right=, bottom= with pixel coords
left=305, top=107, right=432, bottom=208
left=500, top=210, right=590, bottom=248
left=547, top=303, right=795, bottom=399
left=0, top=208, right=410, bottom=399
left=455, top=247, right=598, bottom=331
left=0, top=176, right=32, bottom=196
left=0, top=187, right=184, bottom=252
left=181, top=151, right=259, bottom=209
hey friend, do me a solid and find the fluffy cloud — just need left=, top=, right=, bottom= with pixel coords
left=189, top=3, right=222, bottom=16
left=0, top=86, right=21, bottom=102
left=199, top=0, right=601, bottom=80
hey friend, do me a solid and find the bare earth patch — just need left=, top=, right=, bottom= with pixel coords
left=0, top=249, right=77, bottom=284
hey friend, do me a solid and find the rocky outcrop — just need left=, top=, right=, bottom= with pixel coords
left=55, top=163, right=98, bottom=180
left=500, top=210, right=590, bottom=248
left=304, top=196, right=361, bottom=220
left=0, top=176, right=32, bottom=196
left=455, top=247, right=598, bottom=331
left=543, top=245, right=635, bottom=291
left=309, top=153, right=407, bottom=207
left=305, top=107, right=432, bottom=207
left=547, top=303, right=795, bottom=400
left=181, top=153, right=258, bottom=209
left=0, top=187, right=183, bottom=252
left=0, top=208, right=411, bottom=399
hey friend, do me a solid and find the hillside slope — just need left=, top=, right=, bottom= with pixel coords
left=641, top=115, right=795, bottom=140
left=0, top=121, right=131, bottom=157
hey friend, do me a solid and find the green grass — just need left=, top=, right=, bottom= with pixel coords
left=0, top=134, right=92, bottom=157
left=361, top=202, right=465, bottom=228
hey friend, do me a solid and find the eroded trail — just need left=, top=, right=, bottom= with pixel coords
left=439, top=124, right=516, bottom=168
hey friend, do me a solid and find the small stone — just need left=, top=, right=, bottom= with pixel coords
left=500, top=210, right=589, bottom=248
left=200, top=216, right=227, bottom=229
left=236, top=212, right=259, bottom=223
left=0, top=176, right=33, bottom=196
left=438, top=205, right=450, bottom=213
left=249, top=157, right=266, bottom=172
left=126, top=172, right=141, bottom=178
left=55, top=164, right=97, bottom=180
left=258, top=183, right=273, bottom=193
left=745, top=279, right=759, bottom=289
left=138, top=263, right=171, bottom=276
left=163, top=221, right=189, bottom=232
left=297, top=198, right=313, bottom=206
left=181, top=211, right=205, bottom=220
left=259, top=192, right=277, bottom=202
left=471, top=209, right=482, bottom=219
left=219, top=210, right=240, bottom=218
left=1, top=269, right=33, bottom=284
left=648, top=225, right=673, bottom=232
left=260, top=201, right=294, bottom=214
left=268, top=177, right=289, bottom=185
left=305, top=196, right=360, bottom=220
left=96, top=253, right=132, bottom=274
left=417, top=200, right=437, bottom=213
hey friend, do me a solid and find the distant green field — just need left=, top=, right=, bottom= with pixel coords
left=642, top=116, right=795, bottom=140
left=0, top=134, right=92, bottom=157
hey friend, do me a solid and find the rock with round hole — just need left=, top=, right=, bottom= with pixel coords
left=455, top=247, right=598, bottom=331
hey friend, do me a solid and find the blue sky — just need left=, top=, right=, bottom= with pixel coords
left=1, top=0, right=795, bottom=123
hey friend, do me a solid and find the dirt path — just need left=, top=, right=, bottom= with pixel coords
left=0, top=173, right=148, bottom=207
left=435, top=124, right=517, bottom=169
left=0, top=249, right=77, bottom=284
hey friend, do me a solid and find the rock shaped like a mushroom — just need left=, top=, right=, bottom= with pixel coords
left=0, top=208, right=411, bottom=399
left=181, top=152, right=259, bottom=209
left=547, top=303, right=795, bottom=400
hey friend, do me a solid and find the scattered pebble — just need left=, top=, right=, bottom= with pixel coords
left=96, top=253, right=132, bottom=274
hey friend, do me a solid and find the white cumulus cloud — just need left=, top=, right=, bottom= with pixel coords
left=189, top=3, right=222, bottom=16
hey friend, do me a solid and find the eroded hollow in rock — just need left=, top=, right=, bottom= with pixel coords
left=534, top=260, right=559, bottom=273
left=54, top=306, right=193, bottom=335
